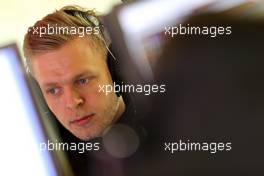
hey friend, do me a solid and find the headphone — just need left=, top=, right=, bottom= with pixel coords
left=63, top=9, right=122, bottom=97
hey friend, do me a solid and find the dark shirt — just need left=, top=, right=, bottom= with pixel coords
left=58, top=92, right=146, bottom=176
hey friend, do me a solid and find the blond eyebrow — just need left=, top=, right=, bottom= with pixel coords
left=73, top=72, right=90, bottom=80
left=42, top=71, right=92, bottom=88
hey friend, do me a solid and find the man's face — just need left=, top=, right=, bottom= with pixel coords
left=31, top=37, right=124, bottom=140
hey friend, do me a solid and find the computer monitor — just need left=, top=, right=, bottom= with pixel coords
left=0, top=44, right=63, bottom=176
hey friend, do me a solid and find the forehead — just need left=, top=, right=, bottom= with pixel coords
left=32, top=37, right=105, bottom=62
left=31, top=37, right=107, bottom=85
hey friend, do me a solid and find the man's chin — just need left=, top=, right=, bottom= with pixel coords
left=69, top=124, right=109, bottom=141
left=73, top=131, right=102, bottom=141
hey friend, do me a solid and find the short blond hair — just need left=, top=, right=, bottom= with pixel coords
left=23, top=5, right=107, bottom=64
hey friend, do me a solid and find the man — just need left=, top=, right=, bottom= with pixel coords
left=23, top=6, right=126, bottom=141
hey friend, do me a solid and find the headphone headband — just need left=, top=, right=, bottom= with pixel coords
left=63, top=9, right=101, bottom=27
left=63, top=8, right=117, bottom=61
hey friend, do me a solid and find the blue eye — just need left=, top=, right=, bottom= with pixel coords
left=76, top=78, right=89, bottom=85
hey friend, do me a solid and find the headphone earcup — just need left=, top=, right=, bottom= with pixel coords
left=107, top=45, right=122, bottom=97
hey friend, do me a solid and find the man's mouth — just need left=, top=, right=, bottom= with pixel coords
left=70, top=113, right=95, bottom=126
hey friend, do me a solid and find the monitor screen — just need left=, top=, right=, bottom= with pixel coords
left=0, top=44, right=57, bottom=176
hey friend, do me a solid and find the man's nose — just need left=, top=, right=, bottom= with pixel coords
left=64, top=87, right=84, bottom=109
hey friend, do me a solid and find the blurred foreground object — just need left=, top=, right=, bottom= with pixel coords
left=0, top=44, right=72, bottom=176
left=104, top=0, right=264, bottom=176
left=147, top=1, right=264, bottom=175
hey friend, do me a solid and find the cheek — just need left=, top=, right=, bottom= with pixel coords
left=82, top=74, right=115, bottom=106
left=83, top=91, right=104, bottom=107
left=98, top=65, right=114, bottom=85
left=84, top=90, right=116, bottom=110
left=44, top=97, right=65, bottom=117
